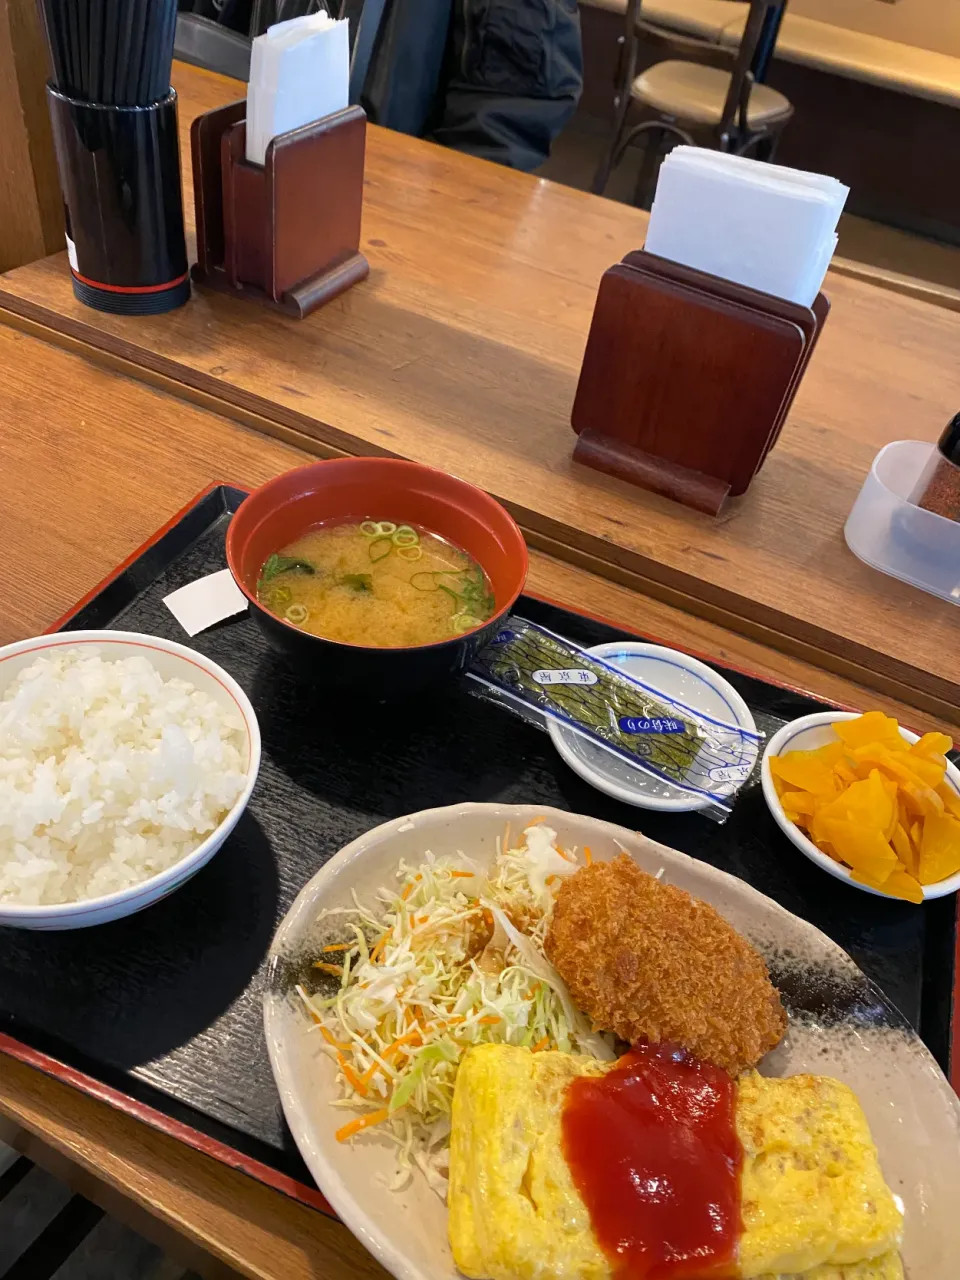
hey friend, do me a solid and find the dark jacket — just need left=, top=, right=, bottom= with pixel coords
left=359, top=0, right=583, bottom=171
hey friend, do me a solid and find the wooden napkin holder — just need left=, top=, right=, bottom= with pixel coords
left=190, top=100, right=369, bottom=318
left=571, top=250, right=830, bottom=516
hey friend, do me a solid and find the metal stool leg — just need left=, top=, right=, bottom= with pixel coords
left=633, top=126, right=665, bottom=208
left=761, top=120, right=788, bottom=161
left=596, top=117, right=693, bottom=200
left=592, top=99, right=632, bottom=195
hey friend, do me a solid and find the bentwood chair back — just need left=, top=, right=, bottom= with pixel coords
left=592, top=0, right=793, bottom=206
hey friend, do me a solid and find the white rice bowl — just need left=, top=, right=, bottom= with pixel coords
left=0, top=632, right=260, bottom=930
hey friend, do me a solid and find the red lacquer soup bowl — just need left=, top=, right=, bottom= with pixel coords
left=226, top=458, right=528, bottom=692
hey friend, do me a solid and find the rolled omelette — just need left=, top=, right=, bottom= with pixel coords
left=448, top=1045, right=903, bottom=1280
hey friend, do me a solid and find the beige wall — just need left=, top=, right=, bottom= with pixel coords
left=787, top=0, right=960, bottom=59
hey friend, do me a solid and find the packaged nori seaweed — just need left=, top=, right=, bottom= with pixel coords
left=468, top=618, right=761, bottom=823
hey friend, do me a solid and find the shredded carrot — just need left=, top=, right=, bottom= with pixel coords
left=321, top=942, right=351, bottom=952
left=369, top=930, right=391, bottom=964
left=450, top=870, right=474, bottom=878
left=417, top=914, right=429, bottom=925
left=554, top=845, right=575, bottom=863
left=319, top=1026, right=352, bottom=1051
left=360, top=1053, right=388, bottom=1088
left=357, top=1029, right=424, bottom=1091
left=436, top=1016, right=466, bottom=1029
left=482, top=908, right=493, bottom=927
left=313, top=961, right=344, bottom=976
left=384, top=1030, right=422, bottom=1060
left=583, top=845, right=593, bottom=866
left=477, top=1015, right=501, bottom=1026
left=545, top=874, right=559, bottom=887
left=531, top=1035, right=550, bottom=1053
left=337, top=1053, right=368, bottom=1096
left=401, top=881, right=416, bottom=901
left=358, top=1063, right=378, bottom=1090
left=336, top=1106, right=392, bottom=1142
left=529, top=816, right=546, bottom=826
left=303, top=1004, right=322, bottom=1026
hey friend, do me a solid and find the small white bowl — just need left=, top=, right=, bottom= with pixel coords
left=0, top=631, right=261, bottom=930
left=761, top=711, right=960, bottom=901
left=547, top=641, right=758, bottom=811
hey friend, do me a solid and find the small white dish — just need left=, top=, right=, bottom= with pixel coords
left=547, top=641, right=758, bottom=811
left=761, top=711, right=960, bottom=901
left=0, top=631, right=261, bottom=930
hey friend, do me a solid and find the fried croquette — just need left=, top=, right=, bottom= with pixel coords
left=544, top=854, right=786, bottom=1074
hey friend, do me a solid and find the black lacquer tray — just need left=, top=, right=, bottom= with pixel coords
left=1, top=484, right=956, bottom=1211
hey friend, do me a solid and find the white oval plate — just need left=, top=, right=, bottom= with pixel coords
left=546, top=642, right=758, bottom=811
left=264, top=803, right=960, bottom=1280
left=762, top=711, right=960, bottom=901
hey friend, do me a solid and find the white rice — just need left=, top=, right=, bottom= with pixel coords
left=0, top=647, right=248, bottom=907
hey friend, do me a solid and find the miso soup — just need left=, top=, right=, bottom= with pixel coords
left=256, top=520, right=496, bottom=648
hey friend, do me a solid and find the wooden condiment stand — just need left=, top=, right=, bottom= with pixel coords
left=571, top=251, right=829, bottom=516
left=190, top=101, right=369, bottom=317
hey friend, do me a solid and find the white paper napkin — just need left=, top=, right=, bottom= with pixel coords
left=644, top=147, right=849, bottom=306
left=246, top=12, right=349, bottom=167
left=163, top=569, right=247, bottom=637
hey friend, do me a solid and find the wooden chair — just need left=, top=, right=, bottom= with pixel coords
left=174, top=13, right=253, bottom=81
left=249, top=0, right=332, bottom=33
left=592, top=0, right=793, bottom=206
left=249, top=0, right=384, bottom=104
left=177, top=0, right=383, bottom=103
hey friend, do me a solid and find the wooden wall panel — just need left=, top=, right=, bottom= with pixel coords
left=0, top=0, right=63, bottom=272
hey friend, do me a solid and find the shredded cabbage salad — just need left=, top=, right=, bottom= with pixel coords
left=297, top=822, right=614, bottom=1195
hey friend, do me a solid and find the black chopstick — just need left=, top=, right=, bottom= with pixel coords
left=88, top=0, right=104, bottom=103
left=150, top=0, right=178, bottom=102
left=135, top=0, right=159, bottom=104
left=100, top=0, right=119, bottom=104
left=112, top=0, right=135, bottom=104
left=77, top=0, right=91, bottom=100
left=123, top=0, right=149, bottom=105
left=36, top=0, right=68, bottom=89
left=63, top=0, right=81, bottom=96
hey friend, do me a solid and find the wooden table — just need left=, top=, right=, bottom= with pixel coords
left=0, top=319, right=953, bottom=1280
left=0, top=64, right=958, bottom=726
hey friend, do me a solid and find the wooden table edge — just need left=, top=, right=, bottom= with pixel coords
left=830, top=255, right=960, bottom=315
left=0, top=1053, right=386, bottom=1280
